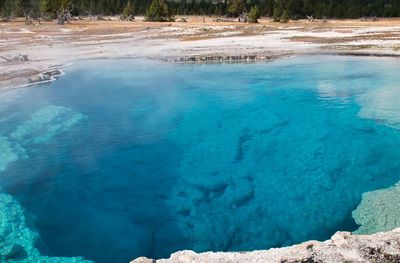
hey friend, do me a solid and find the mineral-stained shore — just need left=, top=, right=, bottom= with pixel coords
left=132, top=228, right=400, bottom=263
left=2, top=16, right=400, bottom=88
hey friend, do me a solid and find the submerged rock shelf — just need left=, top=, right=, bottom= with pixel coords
left=0, top=104, right=90, bottom=261
left=353, top=183, right=400, bottom=235
left=133, top=180, right=400, bottom=263
left=0, top=188, right=91, bottom=262
left=0, top=105, right=87, bottom=173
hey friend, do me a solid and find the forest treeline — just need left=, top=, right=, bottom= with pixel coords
left=1, top=0, right=400, bottom=20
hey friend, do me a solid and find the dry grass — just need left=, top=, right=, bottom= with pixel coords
left=2, top=16, right=400, bottom=48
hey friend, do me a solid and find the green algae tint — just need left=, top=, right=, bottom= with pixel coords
left=1, top=56, right=400, bottom=263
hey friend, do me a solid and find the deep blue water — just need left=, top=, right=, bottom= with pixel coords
left=1, top=56, right=400, bottom=262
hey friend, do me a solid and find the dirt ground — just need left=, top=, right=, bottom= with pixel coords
left=1, top=16, right=400, bottom=88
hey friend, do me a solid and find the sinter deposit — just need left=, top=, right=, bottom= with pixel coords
left=133, top=228, right=400, bottom=263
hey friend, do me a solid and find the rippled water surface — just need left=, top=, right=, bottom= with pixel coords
left=1, top=56, right=400, bottom=262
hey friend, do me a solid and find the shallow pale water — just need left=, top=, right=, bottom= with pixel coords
left=1, top=56, right=400, bottom=262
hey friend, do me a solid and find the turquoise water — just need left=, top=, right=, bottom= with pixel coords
left=1, top=56, right=400, bottom=262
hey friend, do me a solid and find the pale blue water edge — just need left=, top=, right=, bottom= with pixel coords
left=1, top=55, right=400, bottom=262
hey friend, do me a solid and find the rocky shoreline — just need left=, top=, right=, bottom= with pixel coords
left=132, top=228, right=400, bottom=263
left=166, top=54, right=275, bottom=63
left=3, top=17, right=400, bottom=89
left=19, top=51, right=400, bottom=88
left=166, top=51, right=400, bottom=63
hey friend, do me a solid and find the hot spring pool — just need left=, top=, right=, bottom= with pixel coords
left=1, top=56, right=400, bottom=262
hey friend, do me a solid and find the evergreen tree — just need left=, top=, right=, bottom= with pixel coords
left=273, top=0, right=284, bottom=21
left=145, top=0, right=174, bottom=21
left=3, top=0, right=400, bottom=20
left=39, top=0, right=50, bottom=16
left=1, top=0, right=20, bottom=17
left=227, top=0, right=245, bottom=17
left=280, top=8, right=289, bottom=21
left=248, top=4, right=260, bottom=22
left=122, top=0, right=134, bottom=19
left=302, top=0, right=313, bottom=16
left=287, top=0, right=302, bottom=18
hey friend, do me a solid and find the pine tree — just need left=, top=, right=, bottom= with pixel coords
left=248, top=5, right=260, bottom=22
left=122, top=0, right=134, bottom=20
left=1, top=0, right=21, bottom=17
left=302, top=0, right=313, bottom=16
left=273, top=0, right=283, bottom=21
left=3, top=0, right=400, bottom=20
left=287, top=0, right=302, bottom=18
left=227, top=0, right=245, bottom=17
left=145, top=0, right=174, bottom=22
left=280, top=9, right=289, bottom=22
left=39, top=0, right=50, bottom=16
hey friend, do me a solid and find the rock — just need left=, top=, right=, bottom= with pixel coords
left=132, top=228, right=400, bottom=263
left=28, top=69, right=63, bottom=84
left=28, top=74, right=51, bottom=83
left=167, top=54, right=273, bottom=63
left=0, top=54, right=29, bottom=62
left=131, top=257, right=156, bottom=263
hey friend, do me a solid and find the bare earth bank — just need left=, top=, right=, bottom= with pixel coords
left=2, top=16, right=400, bottom=88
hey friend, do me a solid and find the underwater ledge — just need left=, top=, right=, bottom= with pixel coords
left=2, top=180, right=400, bottom=263
left=353, top=183, right=400, bottom=235
left=0, top=188, right=92, bottom=262
left=131, top=181, right=400, bottom=263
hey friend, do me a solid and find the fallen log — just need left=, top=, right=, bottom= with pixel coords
left=0, top=54, right=29, bottom=62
